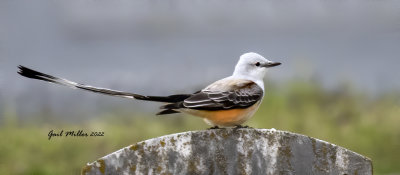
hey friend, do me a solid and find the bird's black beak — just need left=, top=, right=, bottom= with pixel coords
left=263, top=62, right=281, bottom=68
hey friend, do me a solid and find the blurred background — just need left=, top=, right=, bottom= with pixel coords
left=1, top=0, right=400, bottom=174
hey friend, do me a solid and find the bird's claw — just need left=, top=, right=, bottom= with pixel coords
left=234, top=125, right=252, bottom=129
left=208, top=126, right=220, bottom=130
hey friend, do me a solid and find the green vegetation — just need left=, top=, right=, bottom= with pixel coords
left=1, top=79, right=399, bottom=174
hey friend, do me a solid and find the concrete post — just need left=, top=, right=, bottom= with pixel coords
left=82, top=129, right=372, bottom=175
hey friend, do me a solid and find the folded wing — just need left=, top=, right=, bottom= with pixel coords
left=183, top=81, right=263, bottom=110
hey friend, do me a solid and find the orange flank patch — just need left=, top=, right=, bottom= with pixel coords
left=181, top=102, right=260, bottom=126
left=202, top=109, right=250, bottom=124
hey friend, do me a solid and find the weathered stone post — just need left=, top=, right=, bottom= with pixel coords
left=82, top=129, right=372, bottom=175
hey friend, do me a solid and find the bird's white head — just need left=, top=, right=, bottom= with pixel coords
left=232, top=52, right=281, bottom=86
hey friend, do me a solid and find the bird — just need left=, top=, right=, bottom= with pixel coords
left=17, top=52, right=281, bottom=128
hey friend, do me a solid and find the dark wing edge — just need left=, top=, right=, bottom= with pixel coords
left=17, top=65, right=191, bottom=104
left=181, top=82, right=263, bottom=111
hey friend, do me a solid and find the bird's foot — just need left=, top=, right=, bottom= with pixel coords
left=234, top=125, right=252, bottom=129
left=208, top=126, right=220, bottom=130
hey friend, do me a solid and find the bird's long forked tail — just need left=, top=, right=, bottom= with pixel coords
left=17, top=66, right=192, bottom=110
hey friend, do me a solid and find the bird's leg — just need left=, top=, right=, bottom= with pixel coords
left=208, top=126, right=220, bottom=130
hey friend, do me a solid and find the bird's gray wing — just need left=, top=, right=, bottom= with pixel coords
left=183, top=81, right=263, bottom=110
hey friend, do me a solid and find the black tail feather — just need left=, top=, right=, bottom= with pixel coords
left=135, top=94, right=191, bottom=103
left=19, top=65, right=192, bottom=116
left=18, top=65, right=193, bottom=104
left=160, top=102, right=183, bottom=110
left=156, top=109, right=180, bottom=115
left=157, top=102, right=185, bottom=115
left=18, top=65, right=59, bottom=83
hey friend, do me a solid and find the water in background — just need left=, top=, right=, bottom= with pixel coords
left=1, top=0, right=399, bottom=121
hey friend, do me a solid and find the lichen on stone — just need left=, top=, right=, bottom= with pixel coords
left=96, top=159, right=106, bottom=174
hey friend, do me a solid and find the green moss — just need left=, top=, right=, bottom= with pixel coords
left=156, top=166, right=162, bottom=173
left=160, top=140, right=166, bottom=147
left=169, top=137, right=176, bottom=146
left=210, top=132, right=216, bottom=139
left=130, top=165, right=136, bottom=172
left=81, top=164, right=92, bottom=175
left=130, top=144, right=139, bottom=151
left=97, top=159, right=106, bottom=174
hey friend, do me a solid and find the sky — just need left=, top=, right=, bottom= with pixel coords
left=1, top=0, right=399, bottom=121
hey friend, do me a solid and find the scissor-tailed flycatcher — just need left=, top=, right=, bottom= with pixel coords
left=18, top=52, right=280, bottom=128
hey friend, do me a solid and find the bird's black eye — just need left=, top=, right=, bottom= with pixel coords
left=255, top=62, right=260, bottom=67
